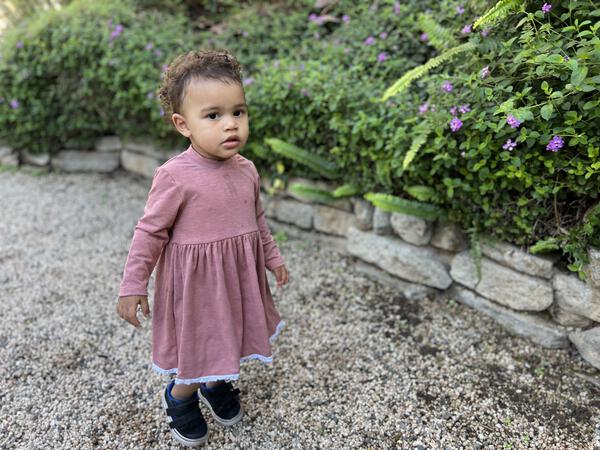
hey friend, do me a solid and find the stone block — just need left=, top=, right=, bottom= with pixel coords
left=373, top=207, right=392, bottom=235
left=569, top=327, right=600, bottom=370
left=450, top=286, right=569, bottom=348
left=481, top=238, right=555, bottom=279
left=52, top=150, right=119, bottom=173
left=314, top=205, right=357, bottom=236
left=553, top=272, right=600, bottom=322
left=390, top=212, right=432, bottom=246
left=450, top=251, right=553, bottom=311
left=95, top=135, right=122, bottom=152
left=347, top=226, right=451, bottom=289
left=274, top=198, right=314, bottom=230
left=120, top=150, right=161, bottom=178
left=351, top=198, right=374, bottom=231
left=430, top=222, right=468, bottom=252
left=21, top=150, right=50, bottom=166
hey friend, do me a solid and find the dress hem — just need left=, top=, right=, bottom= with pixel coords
left=152, top=320, right=286, bottom=385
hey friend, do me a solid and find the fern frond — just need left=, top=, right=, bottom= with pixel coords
left=473, top=0, right=525, bottom=30
left=289, top=183, right=335, bottom=203
left=381, top=42, right=476, bottom=101
left=468, top=228, right=482, bottom=281
left=264, top=138, right=340, bottom=180
left=363, top=192, right=445, bottom=221
left=403, top=129, right=431, bottom=169
left=418, top=14, right=457, bottom=51
left=404, top=185, right=437, bottom=202
left=332, top=183, right=360, bottom=198
left=529, top=237, right=560, bottom=254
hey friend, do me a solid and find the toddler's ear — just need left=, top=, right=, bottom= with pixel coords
left=171, top=113, right=191, bottom=138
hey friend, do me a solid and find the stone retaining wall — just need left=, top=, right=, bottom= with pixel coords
left=3, top=136, right=599, bottom=370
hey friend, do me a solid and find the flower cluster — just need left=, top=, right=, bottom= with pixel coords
left=542, top=3, right=552, bottom=14
left=546, top=135, right=564, bottom=152
left=442, top=81, right=453, bottom=93
left=480, top=66, right=491, bottom=78
left=502, top=139, right=517, bottom=151
left=506, top=114, right=521, bottom=128
left=450, top=117, right=463, bottom=132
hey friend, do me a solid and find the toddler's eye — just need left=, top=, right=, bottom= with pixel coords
left=234, top=110, right=245, bottom=117
left=208, top=113, right=218, bottom=119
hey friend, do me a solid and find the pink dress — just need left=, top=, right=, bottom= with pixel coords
left=118, top=145, right=285, bottom=384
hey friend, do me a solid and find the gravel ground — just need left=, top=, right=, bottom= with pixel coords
left=1, top=167, right=600, bottom=450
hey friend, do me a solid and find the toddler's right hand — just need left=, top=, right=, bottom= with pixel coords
left=117, top=295, right=150, bottom=328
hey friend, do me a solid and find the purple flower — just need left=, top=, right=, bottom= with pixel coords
left=419, top=32, right=429, bottom=42
left=481, top=28, right=491, bottom=37
left=542, top=3, right=552, bottom=14
left=243, top=77, right=254, bottom=86
left=461, top=24, right=472, bottom=35
left=450, top=106, right=458, bottom=116
left=242, top=31, right=249, bottom=37
left=159, top=108, right=165, bottom=117
left=502, top=139, right=517, bottom=151
left=546, top=135, right=564, bottom=152
left=147, top=92, right=155, bottom=100
left=110, top=24, right=124, bottom=40
left=377, top=52, right=388, bottom=62
left=507, top=114, right=521, bottom=128
left=364, top=36, right=376, bottom=45
left=418, top=103, right=429, bottom=115
left=343, top=47, right=351, bottom=54
left=563, top=55, right=570, bottom=61
left=161, top=64, right=169, bottom=73
left=10, top=99, right=19, bottom=109
left=459, top=104, right=471, bottom=114
left=16, top=41, right=24, bottom=49
left=145, top=42, right=154, bottom=51
left=442, top=81, right=453, bottom=93
left=301, top=89, right=310, bottom=97
left=480, top=66, right=491, bottom=78
left=342, top=14, right=350, bottom=23
left=450, top=117, right=463, bottom=132
left=456, top=5, right=465, bottom=15
left=379, top=31, right=388, bottom=40
left=393, top=2, right=401, bottom=14
left=308, top=13, right=318, bottom=21
left=154, top=49, right=162, bottom=57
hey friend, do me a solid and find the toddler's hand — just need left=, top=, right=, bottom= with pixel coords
left=117, top=295, right=150, bottom=328
left=273, top=264, right=289, bottom=289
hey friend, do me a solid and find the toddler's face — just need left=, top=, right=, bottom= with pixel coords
left=172, top=77, right=249, bottom=161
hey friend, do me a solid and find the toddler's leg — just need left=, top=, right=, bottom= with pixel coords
left=171, top=382, right=200, bottom=400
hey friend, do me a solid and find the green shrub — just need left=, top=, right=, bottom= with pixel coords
left=0, top=0, right=194, bottom=153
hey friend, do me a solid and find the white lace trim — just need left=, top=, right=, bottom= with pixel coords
left=152, top=320, right=285, bottom=385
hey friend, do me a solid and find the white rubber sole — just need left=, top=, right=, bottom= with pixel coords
left=198, top=392, right=244, bottom=426
left=161, top=391, right=209, bottom=447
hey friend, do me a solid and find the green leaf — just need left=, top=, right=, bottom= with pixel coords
left=540, top=104, right=554, bottom=120
left=265, top=138, right=339, bottom=180
left=288, top=183, right=335, bottom=203
left=363, top=193, right=445, bottom=221
left=571, top=66, right=588, bottom=86
left=404, top=185, right=437, bottom=202
left=332, top=183, right=360, bottom=198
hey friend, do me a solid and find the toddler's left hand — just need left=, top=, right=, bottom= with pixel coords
left=273, top=264, right=289, bottom=289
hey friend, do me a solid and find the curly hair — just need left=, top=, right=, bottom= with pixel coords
left=157, top=48, right=243, bottom=120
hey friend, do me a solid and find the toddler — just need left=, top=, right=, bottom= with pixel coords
left=116, top=49, right=289, bottom=447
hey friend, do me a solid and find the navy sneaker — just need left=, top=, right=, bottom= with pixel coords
left=161, top=380, right=209, bottom=447
left=199, top=382, right=244, bottom=426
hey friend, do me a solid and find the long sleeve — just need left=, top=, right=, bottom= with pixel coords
left=118, top=167, right=183, bottom=297
left=252, top=162, right=285, bottom=272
